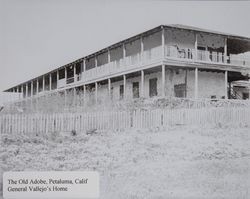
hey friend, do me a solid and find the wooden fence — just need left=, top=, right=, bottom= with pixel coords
left=1, top=107, right=250, bottom=134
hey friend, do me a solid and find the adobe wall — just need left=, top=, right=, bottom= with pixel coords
left=87, top=67, right=226, bottom=100
left=187, top=70, right=225, bottom=99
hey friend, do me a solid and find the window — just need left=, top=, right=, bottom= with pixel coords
left=119, top=85, right=124, bottom=99
left=174, top=84, right=186, bottom=98
left=133, top=82, right=139, bottom=98
left=149, top=78, right=158, bottom=97
left=243, top=92, right=249, bottom=100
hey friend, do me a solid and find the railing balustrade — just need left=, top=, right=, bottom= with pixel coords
left=59, top=45, right=250, bottom=87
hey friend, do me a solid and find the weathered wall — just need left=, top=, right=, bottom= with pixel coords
left=143, top=31, right=161, bottom=50
left=187, top=70, right=225, bottom=99
left=90, top=68, right=226, bottom=100
left=197, top=33, right=225, bottom=50
left=165, top=29, right=196, bottom=49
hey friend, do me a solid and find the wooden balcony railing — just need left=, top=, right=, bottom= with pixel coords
left=58, top=45, right=250, bottom=87
left=165, top=46, right=250, bottom=67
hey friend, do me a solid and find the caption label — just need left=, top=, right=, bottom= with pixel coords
left=3, top=171, right=99, bottom=199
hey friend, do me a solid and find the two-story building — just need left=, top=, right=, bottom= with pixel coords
left=4, top=24, right=250, bottom=102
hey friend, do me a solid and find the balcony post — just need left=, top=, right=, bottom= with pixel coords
left=74, top=64, right=76, bottom=82
left=162, top=64, right=165, bottom=97
left=123, top=44, right=126, bottom=58
left=26, top=83, right=28, bottom=97
left=140, top=36, right=144, bottom=63
left=225, top=70, right=228, bottom=99
left=95, top=82, right=98, bottom=104
left=141, top=70, right=144, bottom=97
left=21, top=85, right=24, bottom=98
left=195, top=34, right=198, bottom=60
left=49, top=73, right=52, bottom=91
left=195, top=68, right=198, bottom=99
left=162, top=26, right=165, bottom=58
left=37, top=79, right=39, bottom=94
left=65, top=67, right=67, bottom=85
left=108, top=78, right=111, bottom=98
left=56, top=70, right=59, bottom=88
left=95, top=56, right=97, bottom=67
left=42, top=76, right=45, bottom=92
left=108, top=49, right=111, bottom=63
left=83, top=85, right=86, bottom=104
left=31, top=81, right=33, bottom=96
left=224, top=38, right=227, bottom=63
left=123, top=75, right=126, bottom=99
left=83, top=59, right=86, bottom=72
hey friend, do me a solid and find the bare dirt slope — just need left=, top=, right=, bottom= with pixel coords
left=1, top=126, right=250, bottom=199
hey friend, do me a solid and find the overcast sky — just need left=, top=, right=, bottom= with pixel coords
left=1, top=0, right=250, bottom=91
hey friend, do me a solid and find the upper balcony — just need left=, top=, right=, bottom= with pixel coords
left=76, top=46, right=250, bottom=85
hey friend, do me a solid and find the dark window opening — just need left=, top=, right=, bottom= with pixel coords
left=133, top=82, right=139, bottom=98
left=66, top=66, right=74, bottom=84
left=149, top=78, right=158, bottom=97
left=59, top=69, right=65, bottom=79
left=119, top=85, right=124, bottom=99
left=76, top=62, right=82, bottom=74
left=174, top=84, right=186, bottom=98
left=243, top=92, right=249, bottom=100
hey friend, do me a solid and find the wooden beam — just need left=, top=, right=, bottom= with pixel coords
left=141, top=70, right=144, bottom=97
left=162, top=65, right=165, bottom=96
left=225, top=70, right=228, bottom=99
left=195, top=68, right=198, bottom=99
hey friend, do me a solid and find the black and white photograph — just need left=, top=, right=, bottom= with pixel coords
left=0, top=0, right=250, bottom=198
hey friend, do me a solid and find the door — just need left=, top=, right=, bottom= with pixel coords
left=149, top=78, right=158, bottom=97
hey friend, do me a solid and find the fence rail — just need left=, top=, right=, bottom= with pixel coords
left=1, top=107, right=250, bottom=135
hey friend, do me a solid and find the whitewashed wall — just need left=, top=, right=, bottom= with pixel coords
left=88, top=68, right=225, bottom=100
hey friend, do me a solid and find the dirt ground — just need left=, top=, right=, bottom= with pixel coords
left=1, top=126, right=250, bottom=199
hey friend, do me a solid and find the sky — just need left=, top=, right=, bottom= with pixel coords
left=1, top=0, right=250, bottom=92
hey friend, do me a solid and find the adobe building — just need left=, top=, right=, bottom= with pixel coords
left=4, top=25, right=250, bottom=102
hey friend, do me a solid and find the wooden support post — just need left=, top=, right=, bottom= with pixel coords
left=95, top=82, right=98, bottom=104
left=83, top=85, right=86, bottom=105
left=83, top=59, right=86, bottom=72
left=56, top=70, right=59, bottom=88
left=162, top=26, right=165, bottom=58
left=26, top=83, right=28, bottom=97
left=37, top=79, right=39, bottom=94
left=65, top=67, right=67, bottom=84
left=108, top=49, right=111, bottom=63
left=224, top=38, right=227, bottom=63
left=140, top=36, right=144, bottom=63
left=73, top=87, right=76, bottom=106
left=195, top=34, right=198, bottom=60
left=21, top=85, right=24, bottom=98
left=195, top=68, right=198, bottom=99
left=225, top=70, right=228, bottom=99
left=31, top=81, right=33, bottom=96
left=49, top=73, right=52, bottom=91
left=162, top=65, right=165, bottom=97
left=108, top=78, right=111, bottom=97
left=123, top=43, right=126, bottom=58
left=123, top=75, right=126, bottom=99
left=141, top=70, right=144, bottom=98
left=95, top=56, right=97, bottom=67
left=74, top=64, right=76, bottom=82
left=42, top=76, right=45, bottom=92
